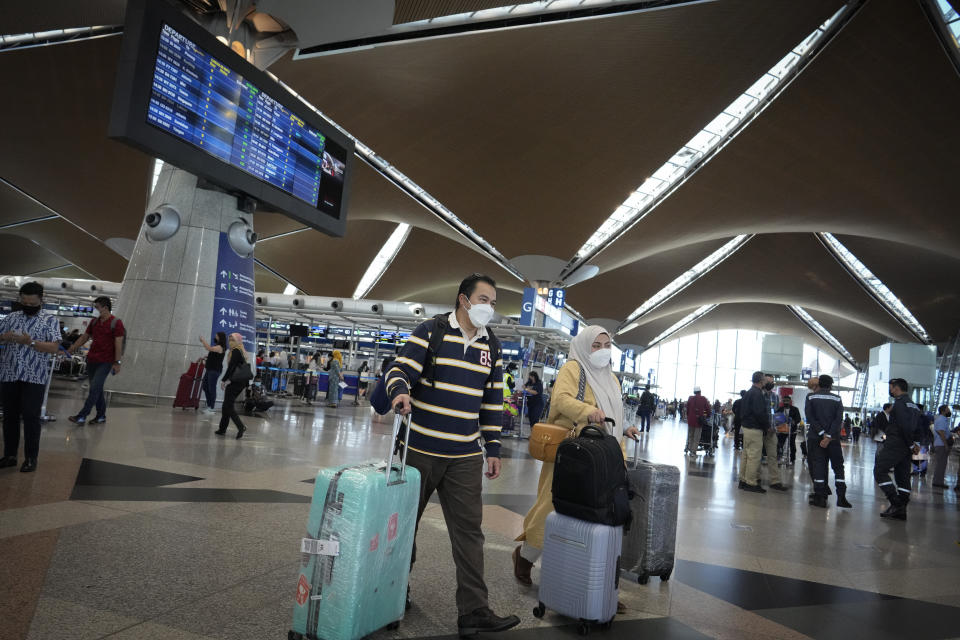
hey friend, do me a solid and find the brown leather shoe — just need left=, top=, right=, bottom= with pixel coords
left=513, top=546, right=533, bottom=586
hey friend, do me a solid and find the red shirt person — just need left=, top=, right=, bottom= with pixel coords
left=684, top=387, right=712, bottom=455
left=67, top=296, right=125, bottom=425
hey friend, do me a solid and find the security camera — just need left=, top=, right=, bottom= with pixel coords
left=371, top=303, right=383, bottom=314
left=410, top=304, right=424, bottom=317
left=255, top=296, right=265, bottom=305
left=292, top=298, right=304, bottom=308
left=227, top=219, right=257, bottom=258
left=144, top=204, right=181, bottom=242
left=331, top=300, right=343, bottom=311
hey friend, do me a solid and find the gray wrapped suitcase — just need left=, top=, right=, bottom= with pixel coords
left=622, top=453, right=679, bottom=584
left=533, top=512, right=621, bottom=635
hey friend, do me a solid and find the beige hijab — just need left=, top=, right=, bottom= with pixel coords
left=569, top=325, right=625, bottom=441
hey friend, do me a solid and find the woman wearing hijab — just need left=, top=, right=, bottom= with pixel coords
left=216, top=333, right=248, bottom=439
left=327, top=349, right=344, bottom=408
left=513, top=326, right=639, bottom=589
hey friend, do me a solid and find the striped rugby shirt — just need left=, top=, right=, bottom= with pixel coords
left=386, top=312, right=504, bottom=458
left=0, top=310, right=60, bottom=385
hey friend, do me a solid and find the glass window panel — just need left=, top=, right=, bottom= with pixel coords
left=652, top=162, right=684, bottom=184
left=698, top=365, right=716, bottom=401
left=735, top=369, right=756, bottom=393
left=769, top=51, right=800, bottom=79
left=639, top=345, right=659, bottom=374
left=697, top=331, right=717, bottom=369
left=724, top=93, right=759, bottom=120
left=803, top=343, right=819, bottom=371
left=660, top=339, right=678, bottom=365
left=676, top=364, right=696, bottom=399
left=745, top=73, right=777, bottom=100
left=949, top=19, right=960, bottom=41
left=686, top=130, right=720, bottom=153
left=669, top=147, right=702, bottom=168
left=703, top=112, right=738, bottom=138
left=677, top=334, right=699, bottom=365
left=715, top=368, right=737, bottom=399
left=659, top=362, right=678, bottom=399
left=735, top=330, right=763, bottom=371
left=818, top=351, right=837, bottom=376
left=716, top=330, right=738, bottom=368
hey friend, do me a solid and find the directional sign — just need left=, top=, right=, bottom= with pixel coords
left=211, top=232, right=256, bottom=352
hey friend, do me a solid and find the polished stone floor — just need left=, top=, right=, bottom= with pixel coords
left=2, top=380, right=959, bottom=640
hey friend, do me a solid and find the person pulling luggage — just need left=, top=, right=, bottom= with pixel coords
left=387, top=274, right=520, bottom=637
left=513, top=326, right=639, bottom=606
left=805, top=375, right=851, bottom=508
left=873, top=378, right=921, bottom=521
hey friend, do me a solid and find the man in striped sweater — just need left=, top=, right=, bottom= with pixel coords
left=388, top=274, right=520, bottom=637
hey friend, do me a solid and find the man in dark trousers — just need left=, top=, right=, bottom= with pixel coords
left=67, top=296, right=125, bottom=425
left=684, top=386, right=711, bottom=456
left=638, top=385, right=655, bottom=433
left=739, top=372, right=770, bottom=492
left=780, top=395, right=803, bottom=465
left=805, top=375, right=850, bottom=508
left=873, top=378, right=921, bottom=521
left=388, top=274, right=520, bottom=636
left=731, top=390, right=745, bottom=450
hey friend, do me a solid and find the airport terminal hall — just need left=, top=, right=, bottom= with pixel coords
left=3, top=1, right=960, bottom=639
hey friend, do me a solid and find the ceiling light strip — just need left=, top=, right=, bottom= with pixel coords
left=816, top=233, right=930, bottom=344
left=618, top=234, right=752, bottom=333
left=646, top=304, right=717, bottom=347
left=0, top=25, right=123, bottom=52
left=0, top=214, right=60, bottom=231
left=563, top=2, right=858, bottom=279
left=353, top=223, right=412, bottom=299
left=788, top=304, right=859, bottom=368
left=271, top=78, right=525, bottom=282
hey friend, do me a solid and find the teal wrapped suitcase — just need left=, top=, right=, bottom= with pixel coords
left=290, top=415, right=420, bottom=640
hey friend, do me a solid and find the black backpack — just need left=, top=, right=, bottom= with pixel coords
left=553, top=421, right=632, bottom=528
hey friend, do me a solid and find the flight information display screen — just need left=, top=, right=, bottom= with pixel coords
left=146, top=23, right=344, bottom=210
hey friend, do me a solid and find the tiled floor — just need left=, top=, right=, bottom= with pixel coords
left=1, top=380, right=959, bottom=640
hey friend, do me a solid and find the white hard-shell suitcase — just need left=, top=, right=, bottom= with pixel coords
left=533, top=511, right=621, bottom=635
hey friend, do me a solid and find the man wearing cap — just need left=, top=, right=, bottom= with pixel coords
left=805, top=374, right=851, bottom=508
left=684, top=386, right=711, bottom=456
left=873, top=378, right=921, bottom=520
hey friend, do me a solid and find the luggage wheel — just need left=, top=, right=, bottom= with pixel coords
left=637, top=573, right=649, bottom=585
left=386, top=621, right=401, bottom=631
left=577, top=621, right=591, bottom=636
left=533, top=602, right=546, bottom=618
left=288, top=632, right=303, bottom=640
left=661, top=570, right=672, bottom=582
left=600, top=620, right=613, bottom=631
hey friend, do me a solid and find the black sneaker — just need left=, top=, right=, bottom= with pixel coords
left=0, top=456, right=17, bottom=469
left=457, top=607, right=521, bottom=637
left=741, top=483, right=766, bottom=493
left=68, top=415, right=86, bottom=426
left=880, top=503, right=907, bottom=521
left=91, top=416, right=106, bottom=425
left=769, top=483, right=789, bottom=492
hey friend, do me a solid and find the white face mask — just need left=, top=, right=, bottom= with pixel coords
left=91, top=309, right=101, bottom=318
left=465, top=300, right=495, bottom=328
left=589, top=348, right=611, bottom=368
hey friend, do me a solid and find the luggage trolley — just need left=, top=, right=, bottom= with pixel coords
left=696, top=413, right=720, bottom=457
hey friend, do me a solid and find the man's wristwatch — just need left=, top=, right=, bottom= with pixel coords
left=30, top=341, right=36, bottom=349
left=114, top=360, right=122, bottom=365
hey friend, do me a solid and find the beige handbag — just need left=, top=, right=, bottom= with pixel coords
left=528, top=365, right=586, bottom=462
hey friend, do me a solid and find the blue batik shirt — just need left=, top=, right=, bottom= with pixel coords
left=0, top=311, right=60, bottom=385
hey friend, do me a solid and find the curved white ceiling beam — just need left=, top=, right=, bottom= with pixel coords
left=562, top=2, right=856, bottom=280
left=817, top=232, right=930, bottom=344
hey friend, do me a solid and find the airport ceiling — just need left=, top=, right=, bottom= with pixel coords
left=1, top=0, right=958, bottom=366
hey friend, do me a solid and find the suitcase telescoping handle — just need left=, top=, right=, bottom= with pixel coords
left=385, top=412, right=413, bottom=487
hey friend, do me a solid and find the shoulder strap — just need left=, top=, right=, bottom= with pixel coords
left=421, top=314, right=449, bottom=383
left=486, top=327, right=501, bottom=364
left=576, top=362, right=586, bottom=402
left=110, top=317, right=118, bottom=331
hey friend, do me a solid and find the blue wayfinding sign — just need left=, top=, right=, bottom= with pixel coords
left=212, top=232, right=256, bottom=352
left=520, top=287, right=536, bottom=326
left=547, top=288, right=565, bottom=309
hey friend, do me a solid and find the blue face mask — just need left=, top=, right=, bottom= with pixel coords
left=253, top=381, right=261, bottom=387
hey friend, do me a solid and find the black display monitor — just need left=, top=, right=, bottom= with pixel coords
left=289, top=324, right=309, bottom=338
left=109, top=0, right=354, bottom=237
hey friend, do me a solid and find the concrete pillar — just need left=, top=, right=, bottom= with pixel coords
left=107, top=164, right=255, bottom=399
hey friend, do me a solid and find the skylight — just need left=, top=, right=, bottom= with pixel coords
left=283, top=283, right=297, bottom=295
left=647, top=304, right=717, bottom=347
left=934, top=0, right=960, bottom=48
left=618, top=234, right=752, bottom=334
left=353, top=223, right=412, bottom=300
left=564, top=4, right=849, bottom=276
left=788, top=305, right=858, bottom=368
left=817, top=233, right=930, bottom=344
